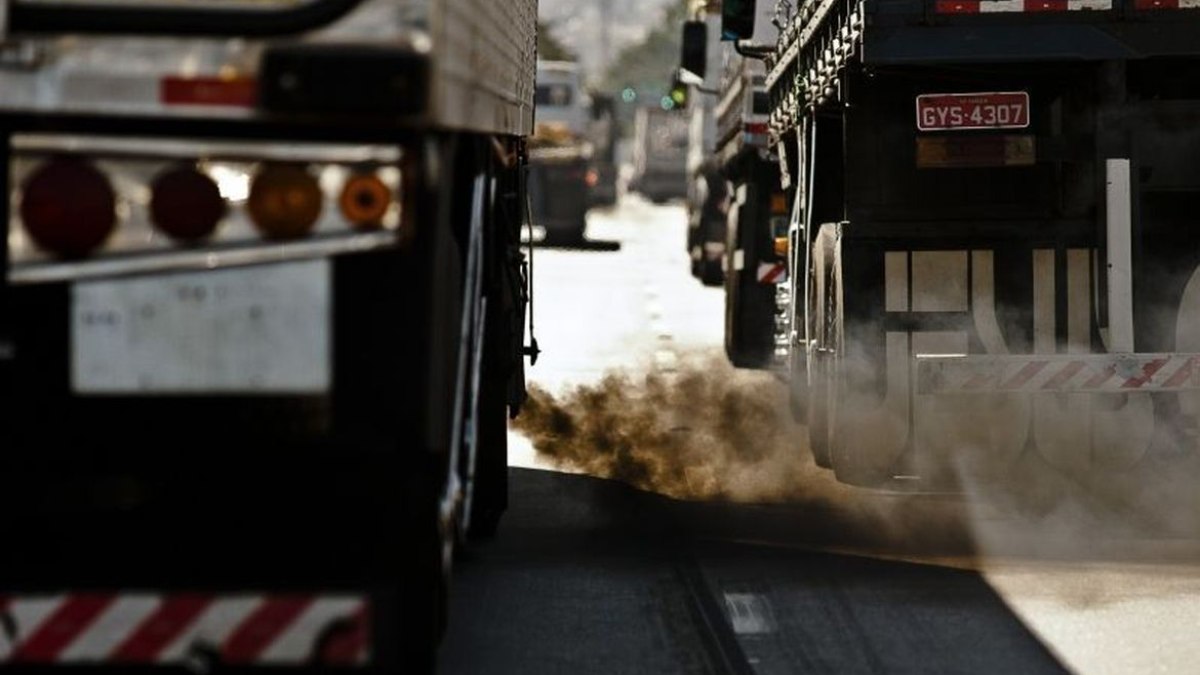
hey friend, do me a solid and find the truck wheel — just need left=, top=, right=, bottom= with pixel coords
left=468, top=371, right=508, bottom=539
left=805, top=227, right=838, bottom=467
left=826, top=242, right=895, bottom=488
left=807, top=350, right=833, bottom=468
left=700, top=258, right=724, bottom=287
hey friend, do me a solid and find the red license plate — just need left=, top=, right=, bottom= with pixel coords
left=916, top=92, right=1030, bottom=131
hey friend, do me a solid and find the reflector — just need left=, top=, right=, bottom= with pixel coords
left=338, top=173, right=391, bottom=229
left=150, top=165, right=226, bottom=242
left=20, top=157, right=116, bottom=259
left=247, top=164, right=323, bottom=240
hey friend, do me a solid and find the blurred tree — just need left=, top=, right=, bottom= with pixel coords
left=599, top=0, right=688, bottom=134
left=538, top=20, right=576, bottom=62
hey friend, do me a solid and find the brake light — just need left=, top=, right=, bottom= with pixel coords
left=150, top=165, right=226, bottom=242
left=339, top=173, right=391, bottom=229
left=19, top=157, right=116, bottom=259
left=585, top=169, right=600, bottom=187
left=247, top=163, right=323, bottom=240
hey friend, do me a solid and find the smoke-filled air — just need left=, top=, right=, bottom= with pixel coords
left=514, top=354, right=810, bottom=502
left=513, top=350, right=1200, bottom=562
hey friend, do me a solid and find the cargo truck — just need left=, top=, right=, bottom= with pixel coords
left=680, top=6, right=785, bottom=359
left=529, top=60, right=591, bottom=245
left=711, top=0, right=1200, bottom=488
left=0, top=0, right=536, bottom=670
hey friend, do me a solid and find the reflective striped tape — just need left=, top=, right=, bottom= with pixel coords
left=757, top=262, right=788, bottom=284
left=916, top=354, right=1200, bottom=394
left=0, top=593, right=369, bottom=666
left=1135, top=0, right=1200, bottom=7
left=936, top=0, right=1112, bottom=12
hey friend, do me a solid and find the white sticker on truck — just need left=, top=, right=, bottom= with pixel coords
left=71, top=260, right=331, bottom=394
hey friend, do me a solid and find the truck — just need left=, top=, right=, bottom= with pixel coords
left=0, top=0, right=536, bottom=670
left=630, top=106, right=689, bottom=203
left=709, top=0, right=1200, bottom=488
left=681, top=14, right=729, bottom=286
left=529, top=60, right=592, bottom=245
left=680, top=5, right=786, bottom=357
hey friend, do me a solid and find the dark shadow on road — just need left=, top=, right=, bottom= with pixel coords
left=532, top=239, right=623, bottom=252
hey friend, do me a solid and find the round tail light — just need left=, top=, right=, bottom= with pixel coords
left=19, top=157, right=116, bottom=259
left=150, top=165, right=226, bottom=242
left=247, top=164, right=323, bottom=240
left=338, top=173, right=391, bottom=229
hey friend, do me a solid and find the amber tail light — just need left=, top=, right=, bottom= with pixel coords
left=247, top=163, right=323, bottom=240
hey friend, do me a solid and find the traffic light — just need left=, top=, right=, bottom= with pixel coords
left=668, top=77, right=689, bottom=111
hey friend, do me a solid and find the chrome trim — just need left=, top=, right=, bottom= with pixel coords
left=13, top=134, right=403, bottom=164
left=9, top=230, right=397, bottom=284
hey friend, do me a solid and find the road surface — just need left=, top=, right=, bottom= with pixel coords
left=441, top=196, right=1200, bottom=674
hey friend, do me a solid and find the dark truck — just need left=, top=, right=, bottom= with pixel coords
left=0, top=0, right=536, bottom=670
left=716, top=0, right=1200, bottom=487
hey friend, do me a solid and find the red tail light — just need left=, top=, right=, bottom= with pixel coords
left=150, top=165, right=226, bottom=242
left=20, top=157, right=116, bottom=259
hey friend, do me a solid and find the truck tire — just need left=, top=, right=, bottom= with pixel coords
left=468, top=368, right=508, bottom=539
left=805, top=226, right=838, bottom=468
left=700, top=258, right=724, bottom=287
left=826, top=237, right=895, bottom=488
left=724, top=181, right=774, bottom=369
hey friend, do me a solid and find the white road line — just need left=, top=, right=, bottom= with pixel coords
left=654, top=350, right=678, bottom=372
left=722, top=593, right=776, bottom=635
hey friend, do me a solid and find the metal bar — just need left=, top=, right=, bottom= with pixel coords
left=8, top=230, right=398, bottom=284
left=916, top=353, right=1200, bottom=393
left=1106, top=158, right=1134, bottom=353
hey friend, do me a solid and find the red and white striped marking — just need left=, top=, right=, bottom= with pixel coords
left=0, top=593, right=369, bottom=666
left=936, top=0, right=1112, bottom=13
left=756, top=262, right=788, bottom=284
left=1134, top=0, right=1200, bottom=8
left=916, top=354, right=1200, bottom=394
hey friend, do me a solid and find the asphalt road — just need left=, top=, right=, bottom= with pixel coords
left=442, top=469, right=1062, bottom=674
left=441, top=196, right=1200, bottom=674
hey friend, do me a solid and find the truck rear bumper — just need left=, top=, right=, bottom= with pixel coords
left=917, top=353, right=1200, bottom=394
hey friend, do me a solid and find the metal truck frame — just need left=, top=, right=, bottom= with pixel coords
left=737, top=0, right=1200, bottom=487
left=0, top=0, right=535, bottom=670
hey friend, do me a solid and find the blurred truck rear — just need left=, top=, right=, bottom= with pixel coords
left=0, top=0, right=536, bottom=670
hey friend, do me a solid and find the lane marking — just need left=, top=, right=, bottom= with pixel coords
left=722, top=593, right=776, bottom=635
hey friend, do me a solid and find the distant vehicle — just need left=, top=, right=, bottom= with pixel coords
left=716, top=0, right=1200, bottom=489
left=0, top=0, right=535, bottom=670
left=681, top=13, right=727, bottom=286
left=530, top=60, right=592, bottom=244
left=587, top=93, right=620, bottom=208
left=631, top=107, right=689, bottom=203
